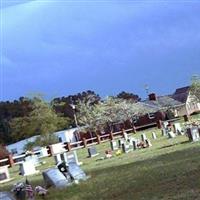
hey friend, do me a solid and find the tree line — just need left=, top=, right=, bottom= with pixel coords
left=0, top=91, right=140, bottom=145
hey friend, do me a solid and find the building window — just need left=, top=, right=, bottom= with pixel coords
left=58, top=137, right=62, bottom=142
left=11, top=148, right=18, bottom=155
left=148, top=113, right=155, bottom=119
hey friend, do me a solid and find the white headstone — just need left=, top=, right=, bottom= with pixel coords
left=173, top=123, right=182, bottom=134
left=50, top=143, right=66, bottom=155
left=168, top=131, right=176, bottom=139
left=0, top=166, right=11, bottom=184
left=152, top=132, right=157, bottom=139
left=110, top=140, right=118, bottom=151
left=123, top=132, right=129, bottom=141
left=141, top=133, right=147, bottom=142
left=19, top=160, right=39, bottom=176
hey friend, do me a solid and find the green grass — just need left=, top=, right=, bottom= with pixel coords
left=2, top=125, right=200, bottom=199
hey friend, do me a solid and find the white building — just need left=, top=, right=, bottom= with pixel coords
left=6, top=128, right=79, bottom=155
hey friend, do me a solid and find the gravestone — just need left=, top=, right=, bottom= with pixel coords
left=19, top=160, right=39, bottom=176
left=118, top=139, right=125, bottom=148
left=187, top=127, right=200, bottom=142
left=43, top=168, right=72, bottom=188
left=88, top=146, right=99, bottom=157
left=141, top=133, right=147, bottom=142
left=68, top=162, right=88, bottom=181
left=50, top=143, right=66, bottom=155
left=66, top=151, right=81, bottom=165
left=121, top=143, right=131, bottom=153
left=173, top=123, right=182, bottom=134
left=24, top=155, right=40, bottom=167
left=0, top=166, right=11, bottom=184
left=145, top=139, right=152, bottom=147
left=132, top=140, right=138, bottom=150
left=168, top=131, right=176, bottom=139
left=162, top=128, right=168, bottom=136
left=110, top=140, right=118, bottom=151
left=0, top=192, right=16, bottom=200
left=54, top=154, right=62, bottom=164
left=152, top=132, right=157, bottom=139
left=123, top=131, right=129, bottom=141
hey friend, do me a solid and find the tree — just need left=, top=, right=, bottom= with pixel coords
left=190, top=75, right=200, bottom=101
left=9, top=96, right=68, bottom=142
left=77, top=97, right=152, bottom=133
left=116, top=91, right=141, bottom=102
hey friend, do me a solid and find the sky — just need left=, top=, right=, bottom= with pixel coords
left=1, top=0, right=200, bottom=101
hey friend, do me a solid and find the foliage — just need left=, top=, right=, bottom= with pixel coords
left=0, top=144, right=9, bottom=159
left=116, top=91, right=141, bottom=102
left=77, top=97, right=151, bottom=132
left=190, top=75, right=200, bottom=101
left=9, top=96, right=68, bottom=142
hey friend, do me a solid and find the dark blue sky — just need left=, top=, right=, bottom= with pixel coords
left=1, top=0, right=200, bottom=101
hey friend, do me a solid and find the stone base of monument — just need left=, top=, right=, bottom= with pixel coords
left=0, top=192, right=16, bottom=200
left=0, top=166, right=13, bottom=184
left=19, top=161, right=40, bottom=176
left=43, top=162, right=89, bottom=189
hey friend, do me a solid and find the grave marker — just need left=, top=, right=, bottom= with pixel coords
left=88, top=146, right=99, bottom=157
left=110, top=140, right=118, bottom=151
left=0, top=166, right=11, bottom=184
left=43, top=168, right=72, bottom=188
left=152, top=132, right=157, bottom=139
left=68, top=162, right=88, bottom=181
left=168, top=131, right=176, bottom=139
left=121, top=143, right=131, bottom=153
left=187, top=127, right=200, bottom=142
left=19, top=160, right=39, bottom=176
left=141, top=133, right=147, bottom=142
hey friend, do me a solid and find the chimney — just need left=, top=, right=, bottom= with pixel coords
left=148, top=93, right=157, bottom=101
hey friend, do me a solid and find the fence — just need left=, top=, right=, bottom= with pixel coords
left=0, top=120, right=164, bottom=168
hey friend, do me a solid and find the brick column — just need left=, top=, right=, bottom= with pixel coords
left=82, top=138, right=87, bottom=148
left=110, top=132, right=114, bottom=140
left=66, top=142, right=71, bottom=152
left=47, top=145, right=53, bottom=156
left=8, top=154, right=14, bottom=167
left=96, top=135, right=101, bottom=144
left=157, top=120, right=162, bottom=129
left=132, top=126, right=137, bottom=134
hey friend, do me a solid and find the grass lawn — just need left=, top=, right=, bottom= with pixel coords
left=1, top=126, right=200, bottom=200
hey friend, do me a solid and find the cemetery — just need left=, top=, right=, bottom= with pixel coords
left=1, top=116, right=200, bottom=200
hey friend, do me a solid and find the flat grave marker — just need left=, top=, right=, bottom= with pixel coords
left=43, top=168, right=72, bottom=188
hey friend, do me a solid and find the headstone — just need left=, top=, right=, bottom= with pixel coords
left=123, top=131, right=129, bottom=141
left=0, top=166, right=11, bottom=184
left=152, top=132, right=157, bottom=139
left=121, top=143, right=131, bottom=153
left=118, top=139, right=125, bottom=148
left=24, top=155, right=40, bottom=167
left=88, top=146, right=99, bottom=157
left=110, top=140, right=118, bottom=151
left=173, top=123, right=182, bottom=134
left=0, top=192, right=16, bottom=200
left=132, top=140, right=137, bottom=150
left=163, top=121, right=169, bottom=128
left=162, top=128, right=168, bottom=136
left=50, top=143, right=66, bottom=155
left=187, top=127, right=200, bottom=142
left=43, top=168, right=72, bottom=188
left=38, top=147, right=49, bottom=158
left=68, top=162, right=88, bottom=181
left=141, top=133, right=147, bottom=142
left=19, top=160, right=39, bottom=176
left=54, top=154, right=62, bottom=164
left=145, top=139, right=152, bottom=147
left=168, top=131, right=176, bottom=139
left=65, top=151, right=81, bottom=165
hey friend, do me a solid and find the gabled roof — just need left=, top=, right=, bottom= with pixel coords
left=143, top=95, right=183, bottom=110
left=171, top=86, right=190, bottom=103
